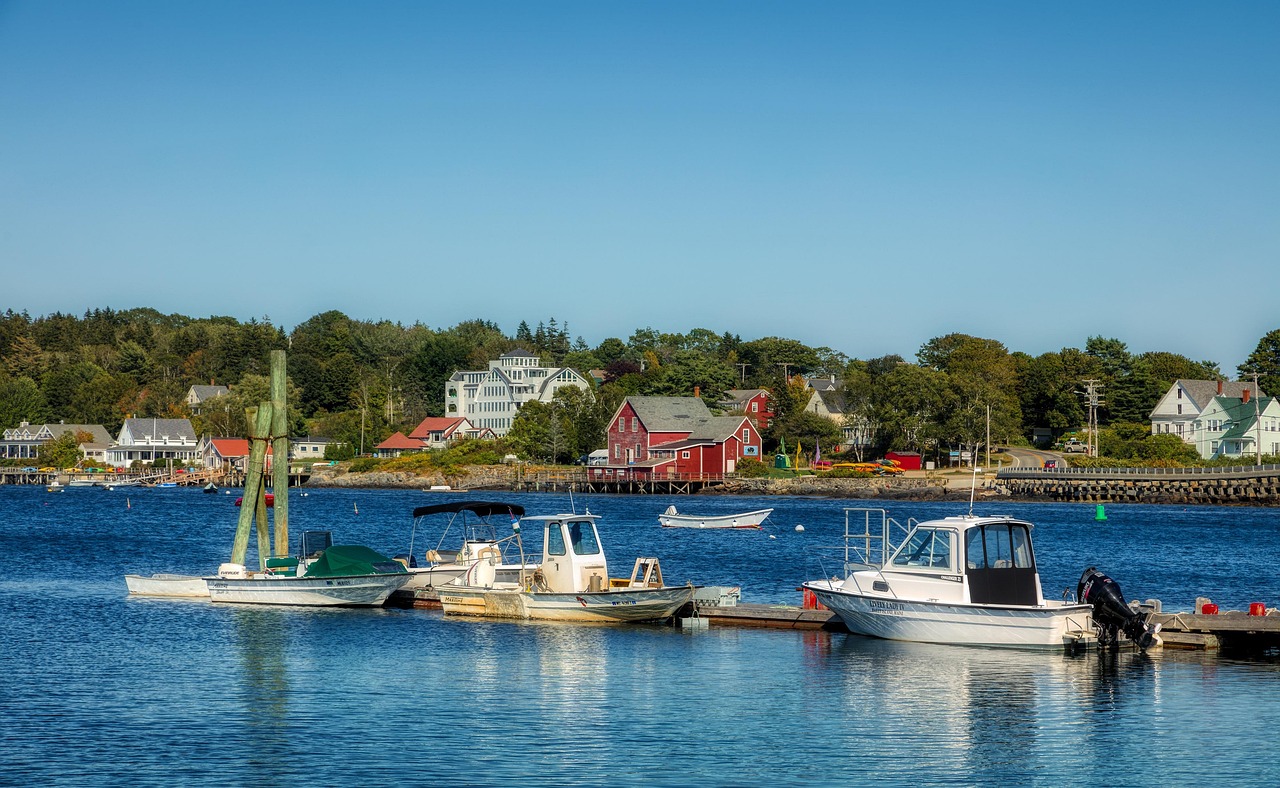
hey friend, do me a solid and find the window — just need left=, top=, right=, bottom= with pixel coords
left=1177, top=404, right=1182, bottom=414
left=681, top=451, right=690, bottom=459
left=567, top=520, right=601, bottom=556
left=742, top=429, right=750, bottom=442
left=751, top=402, right=758, bottom=412
left=546, top=523, right=566, bottom=556
left=891, top=528, right=953, bottom=570
left=964, top=524, right=1033, bottom=569
left=631, top=417, right=638, bottom=432
left=618, top=419, right=625, bottom=433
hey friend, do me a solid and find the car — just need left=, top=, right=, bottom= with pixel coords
left=1063, top=440, right=1086, bottom=454
left=1043, top=459, right=1060, bottom=469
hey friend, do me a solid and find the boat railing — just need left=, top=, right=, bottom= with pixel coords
left=840, top=508, right=909, bottom=573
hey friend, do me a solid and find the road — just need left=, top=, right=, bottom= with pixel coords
left=999, top=446, right=1067, bottom=469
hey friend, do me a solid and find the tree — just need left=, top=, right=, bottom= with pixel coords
left=41, top=428, right=90, bottom=468
left=69, top=372, right=136, bottom=432
left=1239, top=328, right=1280, bottom=397
left=0, top=374, right=47, bottom=427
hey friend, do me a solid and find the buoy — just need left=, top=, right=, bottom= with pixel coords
left=1094, top=504, right=1107, bottom=522
left=795, top=524, right=805, bottom=533
left=354, top=502, right=359, bottom=515
left=768, top=534, right=776, bottom=540
left=127, top=498, right=131, bottom=510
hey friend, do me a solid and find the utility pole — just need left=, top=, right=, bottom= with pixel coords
left=1254, top=371, right=1263, bottom=466
left=776, top=362, right=792, bottom=381
left=1078, top=380, right=1104, bottom=457
left=735, top=363, right=750, bottom=384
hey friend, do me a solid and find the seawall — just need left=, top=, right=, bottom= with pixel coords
left=997, top=464, right=1280, bottom=505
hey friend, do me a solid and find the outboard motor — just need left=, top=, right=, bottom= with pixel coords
left=1078, top=567, right=1159, bottom=651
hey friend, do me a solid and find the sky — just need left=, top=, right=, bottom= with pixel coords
left=1, top=1, right=1276, bottom=374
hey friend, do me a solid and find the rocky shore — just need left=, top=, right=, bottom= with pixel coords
left=303, top=464, right=1005, bottom=501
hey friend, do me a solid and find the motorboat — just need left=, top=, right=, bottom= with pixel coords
left=438, top=512, right=694, bottom=623
left=203, top=482, right=218, bottom=494
left=392, top=501, right=537, bottom=604
left=46, top=481, right=65, bottom=492
left=804, top=508, right=1128, bottom=650
left=234, top=493, right=274, bottom=506
left=125, top=573, right=209, bottom=598
left=205, top=530, right=410, bottom=606
left=658, top=505, right=772, bottom=529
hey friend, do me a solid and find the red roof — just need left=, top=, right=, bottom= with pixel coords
left=376, top=431, right=423, bottom=450
left=408, top=417, right=466, bottom=439
left=209, top=438, right=272, bottom=458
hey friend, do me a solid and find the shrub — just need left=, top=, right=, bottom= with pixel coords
left=735, top=458, right=769, bottom=478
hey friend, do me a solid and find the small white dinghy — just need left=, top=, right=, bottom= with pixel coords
left=658, top=505, right=772, bottom=529
left=124, top=574, right=209, bottom=598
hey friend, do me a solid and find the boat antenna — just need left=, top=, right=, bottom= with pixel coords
left=968, top=457, right=980, bottom=517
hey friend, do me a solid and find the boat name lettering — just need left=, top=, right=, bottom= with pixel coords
left=869, top=600, right=905, bottom=612
left=940, top=574, right=963, bottom=583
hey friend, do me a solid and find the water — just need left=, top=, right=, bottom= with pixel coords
left=2, top=486, right=1279, bottom=786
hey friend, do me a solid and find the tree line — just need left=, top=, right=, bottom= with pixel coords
left=1, top=307, right=1278, bottom=464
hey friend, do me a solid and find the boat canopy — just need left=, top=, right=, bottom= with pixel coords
left=302, top=545, right=406, bottom=578
left=412, top=501, right=526, bottom=519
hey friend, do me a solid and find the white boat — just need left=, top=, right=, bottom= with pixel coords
left=438, top=512, right=694, bottom=623
left=46, top=481, right=65, bottom=492
left=205, top=530, right=411, bottom=607
left=67, top=479, right=98, bottom=487
left=658, top=505, right=772, bottom=529
left=393, top=501, right=537, bottom=602
left=804, top=509, right=1099, bottom=650
left=125, top=573, right=209, bottom=597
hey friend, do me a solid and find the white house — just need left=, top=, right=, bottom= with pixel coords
left=1149, top=379, right=1265, bottom=442
left=184, top=385, right=230, bottom=415
left=445, top=349, right=590, bottom=437
left=108, top=418, right=199, bottom=466
left=0, top=422, right=113, bottom=462
left=1190, top=392, right=1280, bottom=460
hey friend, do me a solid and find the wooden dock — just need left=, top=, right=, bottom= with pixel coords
left=1152, top=610, right=1280, bottom=651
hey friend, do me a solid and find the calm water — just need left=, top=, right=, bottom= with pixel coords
left=2, top=485, right=1279, bottom=786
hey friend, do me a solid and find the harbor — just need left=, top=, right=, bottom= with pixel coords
left=8, top=485, right=1280, bottom=785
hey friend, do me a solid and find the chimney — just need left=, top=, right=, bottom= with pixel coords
left=1217, top=380, right=1223, bottom=395
left=1244, top=388, right=1251, bottom=404
left=694, top=386, right=701, bottom=398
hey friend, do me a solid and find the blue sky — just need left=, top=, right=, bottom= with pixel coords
left=2, top=2, right=1276, bottom=374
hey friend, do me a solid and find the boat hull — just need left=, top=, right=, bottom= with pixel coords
left=206, top=573, right=410, bottom=606
left=658, top=508, right=773, bottom=529
left=125, top=573, right=209, bottom=597
left=805, top=581, right=1094, bottom=649
left=439, top=585, right=694, bottom=622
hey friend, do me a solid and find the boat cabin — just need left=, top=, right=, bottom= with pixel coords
left=528, top=514, right=608, bottom=593
left=879, top=516, right=1044, bottom=607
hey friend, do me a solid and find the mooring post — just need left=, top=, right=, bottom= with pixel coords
left=270, top=349, right=290, bottom=557
left=230, top=403, right=274, bottom=567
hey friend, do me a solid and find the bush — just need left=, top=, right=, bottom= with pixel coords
left=735, top=458, right=770, bottom=478
left=349, top=457, right=384, bottom=472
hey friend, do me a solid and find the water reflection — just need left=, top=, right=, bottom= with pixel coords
left=230, top=609, right=291, bottom=750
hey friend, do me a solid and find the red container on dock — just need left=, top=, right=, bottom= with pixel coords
left=801, top=588, right=827, bottom=611
left=1201, top=603, right=1219, bottom=615
left=1249, top=602, right=1267, bottom=616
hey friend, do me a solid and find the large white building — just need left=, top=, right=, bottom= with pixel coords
left=445, top=349, right=590, bottom=436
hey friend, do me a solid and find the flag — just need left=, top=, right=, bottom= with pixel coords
left=815, top=441, right=821, bottom=464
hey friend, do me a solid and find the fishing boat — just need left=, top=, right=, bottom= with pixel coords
left=438, top=512, right=694, bottom=623
left=125, top=574, right=209, bottom=597
left=205, top=530, right=410, bottom=606
left=392, top=501, right=537, bottom=603
left=804, top=508, right=1112, bottom=650
left=658, top=505, right=772, bottom=529
left=46, top=481, right=65, bottom=492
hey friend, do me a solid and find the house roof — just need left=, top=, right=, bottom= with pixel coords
left=624, top=396, right=712, bottom=431
left=806, top=377, right=840, bottom=392
left=1178, top=380, right=1264, bottom=411
left=409, top=417, right=467, bottom=439
left=502, top=348, right=538, bottom=358
left=208, top=438, right=272, bottom=458
left=721, top=389, right=770, bottom=408
left=687, top=416, right=752, bottom=442
left=376, top=432, right=423, bottom=450
left=188, top=385, right=229, bottom=401
left=1215, top=396, right=1277, bottom=442
left=121, top=418, right=197, bottom=442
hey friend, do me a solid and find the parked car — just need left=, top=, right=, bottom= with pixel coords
left=1063, top=440, right=1086, bottom=454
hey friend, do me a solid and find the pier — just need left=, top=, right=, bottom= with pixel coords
left=511, top=469, right=730, bottom=495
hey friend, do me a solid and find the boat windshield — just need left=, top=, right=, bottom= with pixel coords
left=568, top=520, right=601, bottom=556
left=965, top=523, right=1034, bottom=569
left=891, top=528, right=953, bottom=570
left=547, top=522, right=567, bottom=556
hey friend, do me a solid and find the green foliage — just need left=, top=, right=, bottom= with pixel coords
left=1095, top=422, right=1201, bottom=463
left=349, top=457, right=384, bottom=472
left=1239, top=328, right=1280, bottom=397
left=40, top=429, right=86, bottom=468
left=734, top=457, right=770, bottom=477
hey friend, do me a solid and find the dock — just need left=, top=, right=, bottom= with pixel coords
left=1151, top=609, right=1280, bottom=651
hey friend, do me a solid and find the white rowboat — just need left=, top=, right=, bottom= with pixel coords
left=658, top=506, right=772, bottom=529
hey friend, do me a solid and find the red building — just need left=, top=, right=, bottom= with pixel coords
left=602, top=396, right=762, bottom=477
left=885, top=450, right=922, bottom=470
left=720, top=388, right=774, bottom=432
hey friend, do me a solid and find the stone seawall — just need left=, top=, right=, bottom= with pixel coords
left=1000, top=473, right=1280, bottom=505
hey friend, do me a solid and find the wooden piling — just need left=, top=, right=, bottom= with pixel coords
left=270, top=349, right=290, bottom=557
left=230, top=403, right=273, bottom=567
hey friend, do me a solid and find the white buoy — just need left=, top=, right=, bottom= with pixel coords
left=769, top=534, right=776, bottom=540
left=795, top=524, right=805, bottom=533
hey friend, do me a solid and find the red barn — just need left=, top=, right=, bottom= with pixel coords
left=603, top=396, right=762, bottom=477
left=720, top=389, right=774, bottom=432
